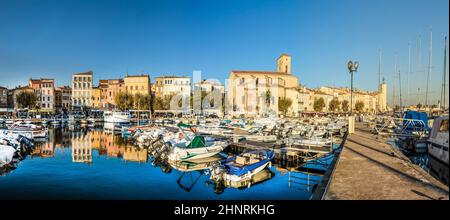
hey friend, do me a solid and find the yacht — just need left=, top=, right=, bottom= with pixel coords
left=427, top=116, right=449, bottom=166
left=103, top=111, right=131, bottom=123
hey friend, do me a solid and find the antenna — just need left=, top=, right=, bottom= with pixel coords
left=425, top=28, right=432, bottom=108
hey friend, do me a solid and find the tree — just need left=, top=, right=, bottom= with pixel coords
left=341, top=100, right=349, bottom=112
left=278, top=97, right=292, bottom=116
left=265, top=90, right=271, bottom=107
left=355, top=101, right=365, bottom=113
left=134, top=93, right=151, bottom=110
left=16, top=91, right=37, bottom=109
left=153, top=96, right=165, bottom=110
left=329, top=98, right=341, bottom=112
left=114, top=92, right=134, bottom=111
left=313, top=97, right=326, bottom=112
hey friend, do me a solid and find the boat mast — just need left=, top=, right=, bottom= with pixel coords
left=393, top=54, right=397, bottom=110
left=425, top=28, right=432, bottom=108
left=441, top=36, right=448, bottom=110
left=399, top=70, right=402, bottom=112
left=407, top=43, right=411, bottom=108
left=417, top=35, right=423, bottom=106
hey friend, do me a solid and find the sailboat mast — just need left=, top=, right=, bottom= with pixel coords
left=417, top=35, right=423, bottom=106
left=393, top=54, right=397, bottom=109
left=425, top=29, right=432, bottom=108
left=399, top=70, right=402, bottom=111
left=408, top=43, right=411, bottom=107
left=441, top=36, right=448, bottom=110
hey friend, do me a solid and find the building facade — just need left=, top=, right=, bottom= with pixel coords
left=92, top=87, right=101, bottom=109
left=124, top=74, right=151, bottom=96
left=227, top=54, right=300, bottom=116
left=55, top=86, right=72, bottom=113
left=99, top=79, right=124, bottom=109
left=0, top=86, right=8, bottom=115
left=29, top=78, right=55, bottom=113
left=154, top=76, right=191, bottom=99
left=72, top=71, right=93, bottom=109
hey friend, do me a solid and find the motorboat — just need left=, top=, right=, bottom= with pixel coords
left=167, top=135, right=228, bottom=161
left=6, top=124, right=48, bottom=139
left=0, top=144, right=15, bottom=167
left=212, top=149, right=274, bottom=182
left=104, top=111, right=131, bottom=124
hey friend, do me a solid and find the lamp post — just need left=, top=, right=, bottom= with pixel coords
left=347, top=60, right=359, bottom=115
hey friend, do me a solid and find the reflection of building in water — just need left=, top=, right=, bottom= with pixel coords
left=55, top=127, right=72, bottom=148
left=71, top=132, right=92, bottom=163
left=104, top=133, right=125, bottom=158
left=89, top=130, right=107, bottom=155
left=31, top=129, right=55, bottom=158
left=123, top=147, right=148, bottom=162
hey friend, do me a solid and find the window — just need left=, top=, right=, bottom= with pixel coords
left=439, top=119, right=449, bottom=132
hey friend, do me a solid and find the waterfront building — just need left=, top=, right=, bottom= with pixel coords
left=227, top=54, right=300, bottom=116
left=154, top=76, right=191, bottom=99
left=55, top=86, right=72, bottom=113
left=0, top=86, right=8, bottom=116
left=91, top=86, right=102, bottom=109
left=194, top=80, right=225, bottom=116
left=28, top=78, right=55, bottom=113
left=72, top=71, right=93, bottom=109
left=124, top=74, right=151, bottom=96
left=98, top=79, right=124, bottom=109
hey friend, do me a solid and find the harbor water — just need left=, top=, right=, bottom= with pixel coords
left=0, top=127, right=335, bottom=200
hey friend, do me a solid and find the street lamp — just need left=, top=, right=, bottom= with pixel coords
left=347, top=60, right=359, bottom=115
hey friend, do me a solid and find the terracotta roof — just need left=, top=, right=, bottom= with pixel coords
left=73, top=71, right=93, bottom=76
left=155, top=75, right=189, bottom=79
left=231, top=70, right=291, bottom=75
left=125, top=74, right=150, bottom=78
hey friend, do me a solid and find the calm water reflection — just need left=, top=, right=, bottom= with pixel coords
left=0, top=127, right=329, bottom=200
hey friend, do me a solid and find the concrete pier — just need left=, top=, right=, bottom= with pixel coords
left=325, top=124, right=449, bottom=200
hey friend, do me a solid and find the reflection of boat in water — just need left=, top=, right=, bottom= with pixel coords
left=222, top=167, right=274, bottom=189
left=169, top=155, right=223, bottom=172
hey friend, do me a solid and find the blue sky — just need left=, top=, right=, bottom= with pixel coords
left=0, top=0, right=448, bottom=105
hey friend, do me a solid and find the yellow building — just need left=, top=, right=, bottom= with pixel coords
left=91, top=87, right=101, bottom=109
left=227, top=54, right=300, bottom=116
left=124, top=74, right=151, bottom=96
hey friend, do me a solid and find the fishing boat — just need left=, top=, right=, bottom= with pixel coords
left=104, top=111, right=131, bottom=123
left=213, top=149, right=274, bottom=182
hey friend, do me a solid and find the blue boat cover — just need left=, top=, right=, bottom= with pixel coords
left=403, top=110, right=429, bottom=131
